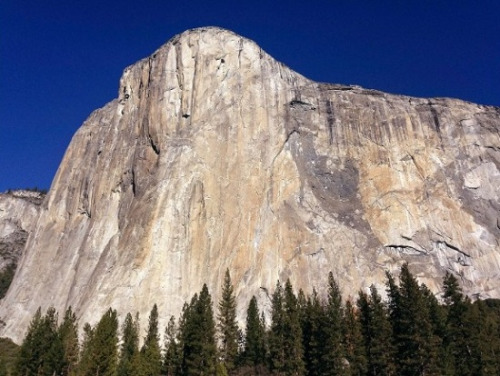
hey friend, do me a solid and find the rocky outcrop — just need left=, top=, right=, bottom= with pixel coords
left=0, top=190, right=44, bottom=300
left=1, top=27, right=499, bottom=343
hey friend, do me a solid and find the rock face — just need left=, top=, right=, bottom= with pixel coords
left=0, top=190, right=44, bottom=304
left=1, top=27, right=499, bottom=342
left=0, top=191, right=44, bottom=273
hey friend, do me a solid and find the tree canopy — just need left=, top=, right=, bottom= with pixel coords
left=11, top=266, right=500, bottom=376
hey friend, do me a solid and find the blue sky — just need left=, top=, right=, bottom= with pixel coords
left=1, top=1, right=499, bottom=192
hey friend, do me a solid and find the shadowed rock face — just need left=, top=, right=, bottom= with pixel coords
left=0, top=191, right=44, bottom=272
left=1, top=27, right=499, bottom=342
left=0, top=190, right=44, bottom=304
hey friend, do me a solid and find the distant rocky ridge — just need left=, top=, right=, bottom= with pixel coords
left=1, top=27, right=499, bottom=343
left=0, top=190, right=44, bottom=271
left=0, top=190, right=44, bottom=300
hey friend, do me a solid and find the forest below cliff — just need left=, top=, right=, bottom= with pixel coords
left=1, top=264, right=499, bottom=376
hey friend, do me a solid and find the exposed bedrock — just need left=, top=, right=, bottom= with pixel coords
left=1, top=27, right=499, bottom=342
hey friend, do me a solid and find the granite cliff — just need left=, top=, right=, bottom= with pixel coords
left=0, top=191, right=44, bottom=272
left=1, top=27, right=499, bottom=342
left=0, top=190, right=44, bottom=300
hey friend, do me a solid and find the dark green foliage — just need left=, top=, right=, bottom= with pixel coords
left=472, top=300, right=500, bottom=375
left=14, top=307, right=42, bottom=376
left=386, top=264, right=440, bottom=375
left=322, top=272, right=348, bottom=375
left=131, top=305, right=162, bottom=376
left=163, top=316, right=181, bottom=376
left=443, top=272, right=464, bottom=307
left=442, top=278, right=500, bottom=376
left=12, top=265, right=500, bottom=376
left=0, top=263, right=16, bottom=300
left=0, top=337, right=19, bottom=375
left=77, top=323, right=95, bottom=375
left=299, top=289, right=325, bottom=376
left=93, top=308, right=119, bottom=376
left=442, top=272, right=472, bottom=376
left=241, top=296, right=266, bottom=369
left=268, top=280, right=305, bottom=375
left=14, top=307, right=63, bottom=376
left=59, top=306, right=79, bottom=376
left=217, top=269, right=239, bottom=372
left=180, top=285, right=217, bottom=376
left=420, top=284, right=447, bottom=340
left=79, top=308, right=119, bottom=376
left=420, top=284, right=447, bottom=374
left=0, top=358, right=7, bottom=376
left=118, top=312, right=139, bottom=376
left=459, top=300, right=484, bottom=375
left=282, top=279, right=305, bottom=375
left=268, top=281, right=285, bottom=373
left=358, top=286, right=395, bottom=376
left=343, top=300, right=367, bottom=376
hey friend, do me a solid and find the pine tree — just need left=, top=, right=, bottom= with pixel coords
left=282, top=279, right=305, bottom=375
left=420, top=284, right=447, bottom=374
left=14, top=307, right=63, bottom=376
left=84, top=308, right=119, bottom=376
left=474, top=300, right=500, bottom=375
left=163, top=316, right=181, bottom=376
left=420, top=284, right=447, bottom=341
left=118, top=312, right=139, bottom=376
left=385, top=271, right=401, bottom=337
left=14, top=307, right=43, bottom=376
left=357, top=286, right=395, bottom=376
left=443, top=272, right=464, bottom=307
left=59, top=306, right=79, bottom=376
left=322, top=272, right=348, bottom=376
left=300, top=289, right=326, bottom=376
left=297, top=289, right=310, bottom=374
left=135, top=304, right=162, bottom=376
left=177, top=298, right=195, bottom=376
left=43, top=307, right=64, bottom=375
left=442, top=272, right=471, bottom=376
left=217, top=269, right=239, bottom=372
left=242, top=296, right=266, bottom=369
left=181, top=285, right=217, bottom=376
left=268, top=281, right=285, bottom=373
left=77, top=322, right=95, bottom=376
left=387, top=264, right=440, bottom=375
left=343, top=300, right=367, bottom=376
left=460, top=300, right=483, bottom=375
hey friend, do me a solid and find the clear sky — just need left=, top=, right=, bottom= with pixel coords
left=1, top=1, right=499, bottom=192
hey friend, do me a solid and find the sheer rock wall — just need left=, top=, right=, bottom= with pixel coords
left=1, top=27, right=499, bottom=342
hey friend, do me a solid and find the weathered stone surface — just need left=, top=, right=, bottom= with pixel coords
left=1, top=27, right=499, bottom=342
left=0, top=191, right=44, bottom=273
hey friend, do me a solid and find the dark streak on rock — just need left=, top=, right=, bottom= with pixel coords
left=439, top=240, right=470, bottom=258
left=289, top=99, right=311, bottom=107
left=325, top=100, right=334, bottom=145
left=149, top=134, right=160, bottom=155
left=428, top=101, right=443, bottom=142
left=131, top=169, right=136, bottom=196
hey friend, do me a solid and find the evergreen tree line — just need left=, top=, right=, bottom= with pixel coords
left=11, top=266, right=500, bottom=376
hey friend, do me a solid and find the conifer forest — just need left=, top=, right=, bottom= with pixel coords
left=2, top=265, right=500, bottom=376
